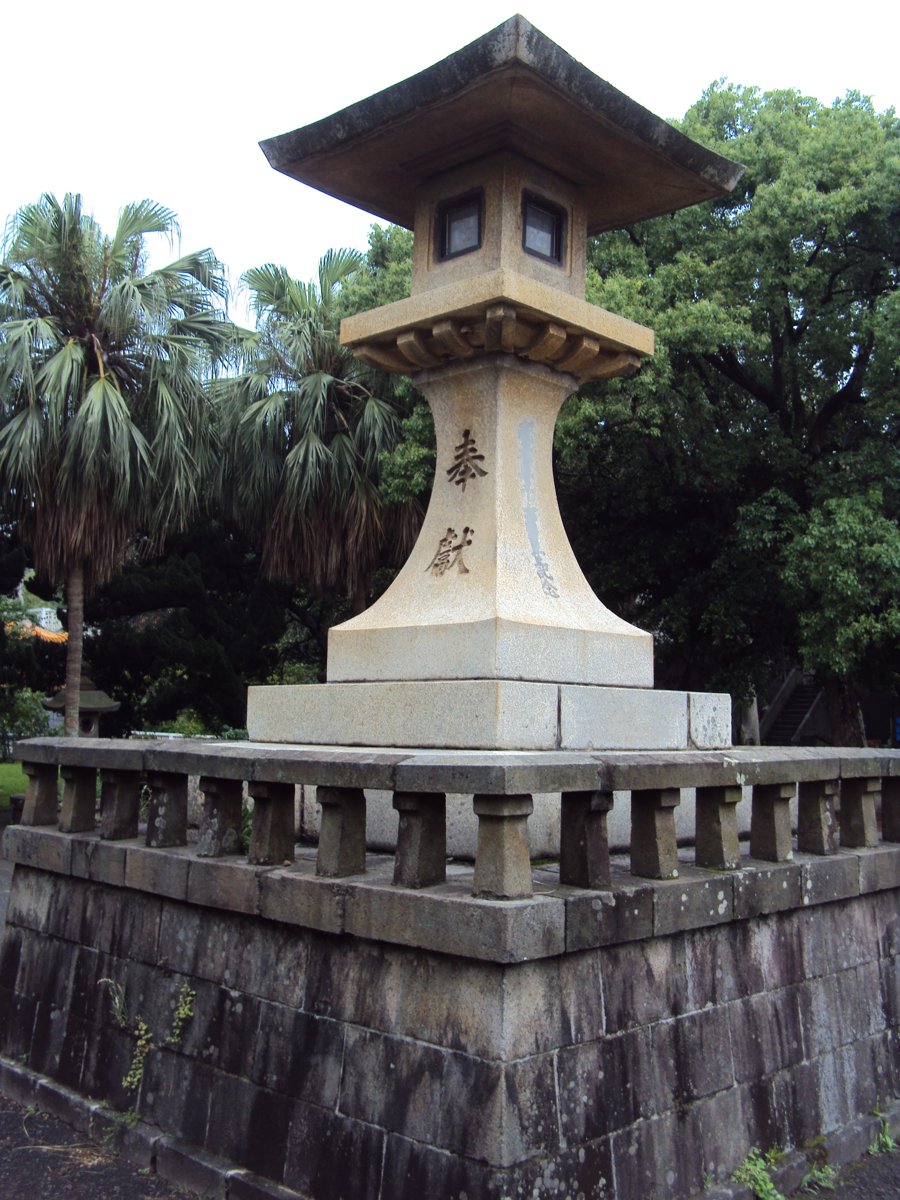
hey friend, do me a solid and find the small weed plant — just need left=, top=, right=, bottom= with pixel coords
left=97, top=974, right=198, bottom=1099
left=240, top=802, right=253, bottom=854
left=869, top=1119, right=896, bottom=1155
left=99, top=1117, right=134, bottom=1152
left=732, top=1147, right=785, bottom=1200
left=165, top=984, right=196, bottom=1047
left=98, top=978, right=128, bottom=1028
left=123, top=1017, right=152, bottom=1094
left=800, top=1163, right=837, bottom=1192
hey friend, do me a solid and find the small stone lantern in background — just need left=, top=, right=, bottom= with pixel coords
left=43, top=676, right=120, bottom=738
left=249, top=15, right=743, bottom=752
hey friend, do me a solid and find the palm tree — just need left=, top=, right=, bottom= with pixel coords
left=0, top=194, right=231, bottom=735
left=220, top=249, right=407, bottom=613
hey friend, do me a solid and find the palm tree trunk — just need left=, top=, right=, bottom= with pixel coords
left=64, top=561, right=85, bottom=737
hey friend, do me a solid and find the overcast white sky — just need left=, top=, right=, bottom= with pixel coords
left=4, top=0, right=898, bottom=324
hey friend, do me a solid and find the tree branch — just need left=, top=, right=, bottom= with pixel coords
left=706, top=350, right=790, bottom=432
left=806, top=332, right=875, bottom=454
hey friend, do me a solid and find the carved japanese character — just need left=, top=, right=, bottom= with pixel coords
left=446, top=429, right=487, bottom=492
left=426, top=526, right=474, bottom=576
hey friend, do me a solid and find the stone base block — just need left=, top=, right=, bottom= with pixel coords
left=327, top=617, right=654, bottom=687
left=246, top=680, right=732, bottom=752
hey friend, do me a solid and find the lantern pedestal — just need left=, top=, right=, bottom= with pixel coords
left=247, top=355, right=731, bottom=750
left=331, top=355, right=652, bottom=687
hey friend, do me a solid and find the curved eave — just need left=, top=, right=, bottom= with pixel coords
left=260, top=14, right=744, bottom=234
left=43, top=691, right=121, bottom=714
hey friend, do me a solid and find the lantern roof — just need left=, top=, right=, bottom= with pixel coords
left=43, top=678, right=120, bottom=714
left=260, top=15, right=743, bottom=235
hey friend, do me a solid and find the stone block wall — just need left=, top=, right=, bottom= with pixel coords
left=1, top=831, right=898, bottom=1199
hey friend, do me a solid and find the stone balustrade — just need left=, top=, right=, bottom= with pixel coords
left=12, top=739, right=900, bottom=905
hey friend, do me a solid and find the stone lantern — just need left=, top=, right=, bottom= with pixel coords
left=43, top=677, right=120, bottom=738
left=248, top=15, right=743, bottom=752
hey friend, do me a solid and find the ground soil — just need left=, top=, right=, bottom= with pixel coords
left=822, top=1151, right=900, bottom=1199
left=0, top=1093, right=194, bottom=1200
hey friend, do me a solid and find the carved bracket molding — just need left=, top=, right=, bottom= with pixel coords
left=352, top=304, right=643, bottom=383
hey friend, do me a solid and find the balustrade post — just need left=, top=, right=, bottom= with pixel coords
left=839, top=777, right=879, bottom=848
left=197, top=777, right=244, bottom=857
left=630, top=788, right=680, bottom=879
left=145, top=772, right=188, bottom=848
left=750, top=782, right=795, bottom=861
left=99, top=769, right=142, bottom=840
left=20, top=762, right=59, bottom=825
left=694, top=785, right=742, bottom=869
left=316, top=786, right=366, bottom=877
left=59, top=765, right=97, bottom=833
left=883, top=777, right=900, bottom=843
left=392, top=791, right=446, bottom=888
left=246, top=781, right=295, bottom=865
left=559, top=790, right=613, bottom=888
left=796, top=778, right=839, bottom=855
left=472, top=794, right=533, bottom=899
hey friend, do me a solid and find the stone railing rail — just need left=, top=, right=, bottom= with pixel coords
left=11, top=738, right=900, bottom=903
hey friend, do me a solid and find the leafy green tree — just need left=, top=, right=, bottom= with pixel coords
left=0, top=593, right=58, bottom=754
left=83, top=520, right=332, bottom=732
left=561, top=85, right=900, bottom=740
left=783, top=494, right=900, bottom=742
left=337, top=224, right=413, bottom=314
left=0, top=194, right=231, bottom=734
left=220, top=248, right=410, bottom=612
left=0, top=687, right=50, bottom=758
left=85, top=532, right=253, bottom=732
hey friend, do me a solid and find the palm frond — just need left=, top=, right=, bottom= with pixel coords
left=154, top=249, right=228, bottom=301
left=35, top=337, right=85, bottom=403
left=0, top=193, right=225, bottom=591
left=221, top=247, right=407, bottom=595
left=0, top=404, right=48, bottom=494
left=109, top=201, right=179, bottom=265
left=241, top=263, right=296, bottom=318
left=317, top=247, right=365, bottom=304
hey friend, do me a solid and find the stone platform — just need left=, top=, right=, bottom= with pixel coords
left=246, top=680, right=732, bottom=750
left=1, top=740, right=898, bottom=1199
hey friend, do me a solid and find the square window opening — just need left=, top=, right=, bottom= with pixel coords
left=523, top=193, right=565, bottom=264
left=438, top=191, right=484, bottom=261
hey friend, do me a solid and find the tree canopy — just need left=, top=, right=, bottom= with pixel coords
left=555, top=85, right=900, bottom=741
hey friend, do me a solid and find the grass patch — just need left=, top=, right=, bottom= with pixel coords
left=0, top=761, right=27, bottom=808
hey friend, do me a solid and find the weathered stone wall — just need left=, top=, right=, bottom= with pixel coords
left=1, top=834, right=898, bottom=1199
